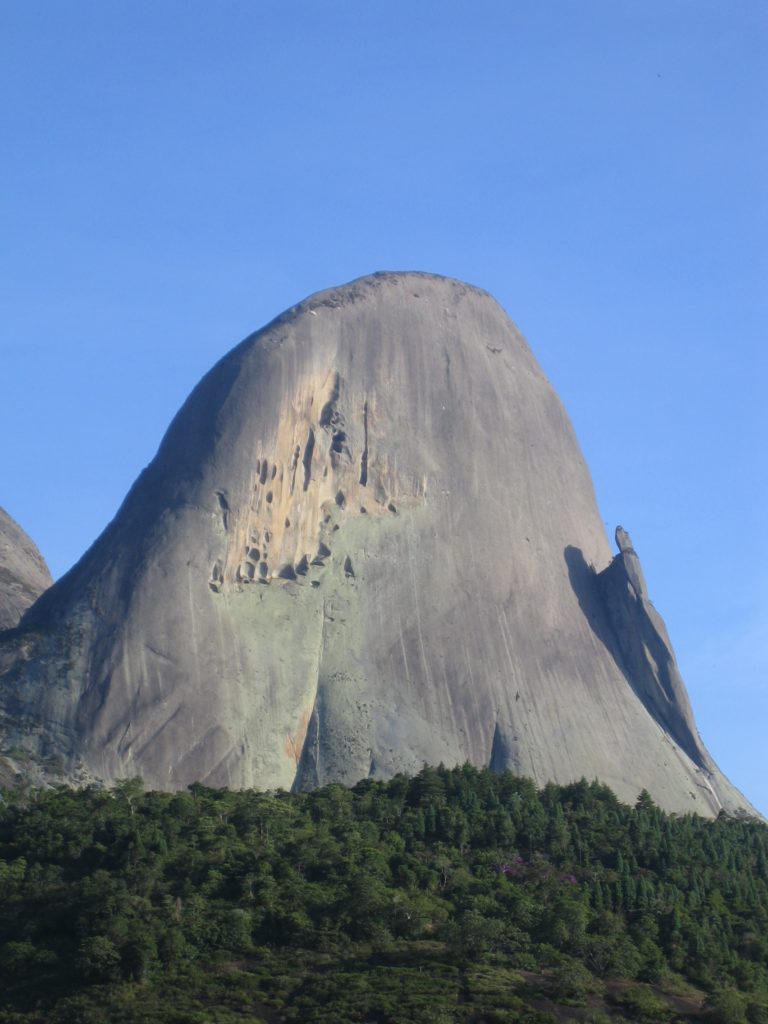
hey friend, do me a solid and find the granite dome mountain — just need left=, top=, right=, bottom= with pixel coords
left=0, top=273, right=754, bottom=816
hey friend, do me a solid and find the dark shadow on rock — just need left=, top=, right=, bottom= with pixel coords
left=564, top=545, right=706, bottom=770
left=564, top=545, right=630, bottom=685
left=292, top=697, right=321, bottom=793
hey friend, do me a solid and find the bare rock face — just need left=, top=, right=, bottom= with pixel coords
left=0, top=273, right=755, bottom=815
left=0, top=508, right=52, bottom=632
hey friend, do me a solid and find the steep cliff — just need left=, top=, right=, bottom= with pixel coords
left=0, top=273, right=754, bottom=815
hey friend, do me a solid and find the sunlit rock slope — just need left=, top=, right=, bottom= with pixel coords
left=0, top=273, right=755, bottom=815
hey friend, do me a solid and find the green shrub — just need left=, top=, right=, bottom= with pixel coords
left=547, top=958, right=602, bottom=1004
left=615, top=984, right=674, bottom=1023
left=706, top=987, right=749, bottom=1024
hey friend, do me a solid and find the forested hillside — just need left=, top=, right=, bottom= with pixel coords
left=1, top=766, right=766, bottom=1023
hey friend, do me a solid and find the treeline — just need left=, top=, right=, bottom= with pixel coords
left=0, top=766, right=767, bottom=1023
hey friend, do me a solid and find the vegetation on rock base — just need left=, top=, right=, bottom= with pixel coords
left=1, top=766, right=767, bottom=1023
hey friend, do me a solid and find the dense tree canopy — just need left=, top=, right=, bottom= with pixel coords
left=0, top=767, right=766, bottom=1023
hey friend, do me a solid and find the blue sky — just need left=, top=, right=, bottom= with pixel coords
left=1, top=2, right=766, bottom=813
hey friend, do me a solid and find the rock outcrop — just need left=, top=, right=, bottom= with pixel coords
left=0, top=508, right=52, bottom=632
left=0, top=273, right=755, bottom=815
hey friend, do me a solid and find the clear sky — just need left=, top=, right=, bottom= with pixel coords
left=1, top=2, right=766, bottom=813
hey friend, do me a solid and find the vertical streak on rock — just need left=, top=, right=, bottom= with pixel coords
left=289, top=445, right=301, bottom=495
left=319, top=372, right=340, bottom=428
left=360, top=400, right=369, bottom=486
left=302, top=429, right=315, bottom=491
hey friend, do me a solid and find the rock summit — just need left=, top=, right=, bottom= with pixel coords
left=0, top=273, right=755, bottom=816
